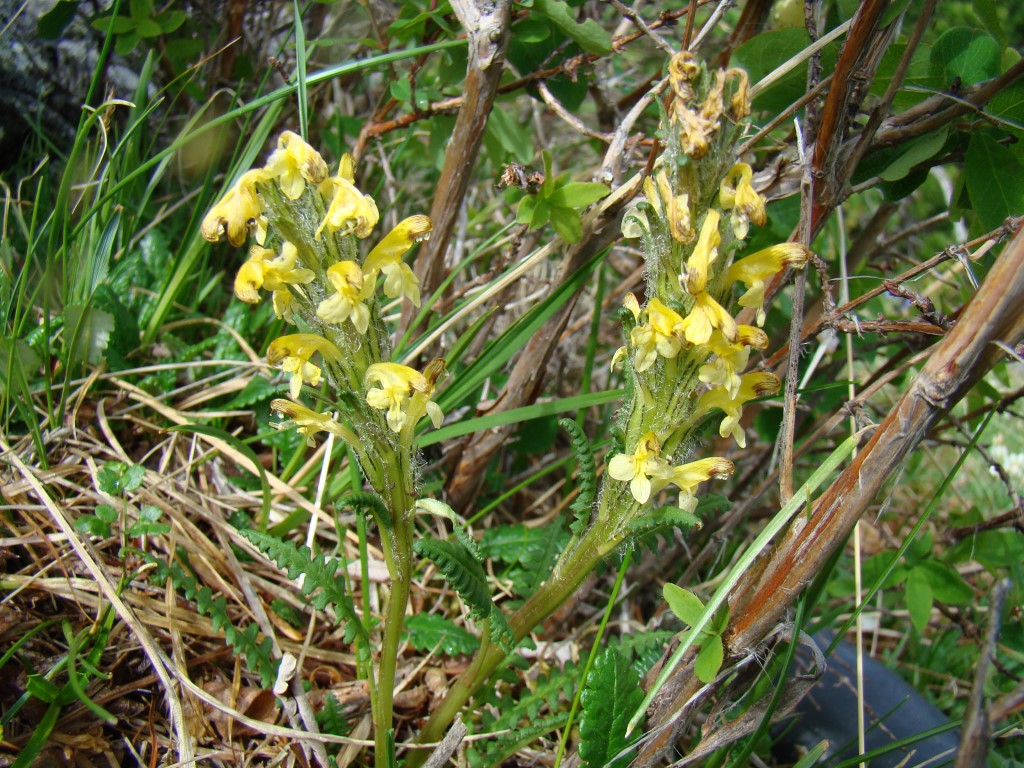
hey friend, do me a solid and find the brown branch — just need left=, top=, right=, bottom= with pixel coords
left=405, top=0, right=513, bottom=330
left=640, top=222, right=1024, bottom=764
left=956, top=579, right=1011, bottom=768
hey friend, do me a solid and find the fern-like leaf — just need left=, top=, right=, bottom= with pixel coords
left=241, top=529, right=367, bottom=644
left=629, top=495, right=731, bottom=552
left=559, top=418, right=597, bottom=535
left=578, top=647, right=644, bottom=768
left=340, top=490, right=391, bottom=530
left=403, top=613, right=479, bottom=655
left=166, top=562, right=279, bottom=687
left=414, top=537, right=492, bottom=621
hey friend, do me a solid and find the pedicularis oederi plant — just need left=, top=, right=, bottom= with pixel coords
left=200, top=50, right=809, bottom=766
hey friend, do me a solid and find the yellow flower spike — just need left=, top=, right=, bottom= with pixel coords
left=608, top=432, right=671, bottom=504
left=200, top=169, right=270, bottom=246
left=234, top=242, right=315, bottom=303
left=677, top=291, right=737, bottom=347
left=657, top=457, right=735, bottom=512
left=696, top=371, right=781, bottom=448
left=270, top=398, right=357, bottom=447
left=362, top=215, right=432, bottom=307
left=365, top=361, right=444, bottom=433
left=719, top=163, right=766, bottom=240
left=267, top=334, right=342, bottom=400
left=317, top=260, right=371, bottom=334
left=265, top=131, right=329, bottom=200
left=680, top=210, right=722, bottom=295
left=725, top=242, right=810, bottom=325
left=316, top=164, right=380, bottom=240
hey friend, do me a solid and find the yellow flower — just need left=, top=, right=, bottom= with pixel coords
left=316, top=155, right=379, bottom=239
left=725, top=243, right=810, bottom=325
left=264, top=131, right=329, bottom=200
left=696, top=371, right=780, bottom=448
left=680, top=210, right=721, bottom=295
left=698, top=325, right=768, bottom=399
left=630, top=297, right=685, bottom=372
left=317, top=261, right=370, bottom=334
left=608, top=432, right=670, bottom=504
left=725, top=68, right=751, bottom=119
left=200, top=169, right=270, bottom=246
left=645, top=170, right=693, bottom=243
left=657, top=457, right=735, bottom=512
left=362, top=215, right=432, bottom=307
left=270, top=398, right=356, bottom=447
left=267, top=334, right=342, bottom=400
left=365, top=360, right=446, bottom=434
left=273, top=290, right=299, bottom=323
left=234, top=242, right=315, bottom=303
left=677, top=291, right=737, bottom=347
left=719, top=163, right=766, bottom=240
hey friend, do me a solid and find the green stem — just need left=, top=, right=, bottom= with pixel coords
left=405, top=521, right=622, bottom=768
left=373, top=447, right=415, bottom=768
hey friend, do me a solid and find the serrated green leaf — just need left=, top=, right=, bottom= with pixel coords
left=931, top=28, right=1001, bottom=86
left=532, top=0, right=611, bottom=55
left=403, top=614, right=479, bottom=655
left=578, top=648, right=644, bottom=768
left=663, top=583, right=705, bottom=626
left=547, top=182, right=610, bottom=209
left=479, top=523, right=558, bottom=564
left=964, top=133, right=1024, bottom=232
left=549, top=205, right=583, bottom=243
left=905, top=567, right=933, bottom=633
left=694, top=634, right=724, bottom=684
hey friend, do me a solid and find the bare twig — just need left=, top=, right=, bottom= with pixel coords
left=956, top=579, right=1011, bottom=768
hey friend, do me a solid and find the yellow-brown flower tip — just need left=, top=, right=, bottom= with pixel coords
left=200, top=169, right=270, bottom=246
left=423, top=358, right=447, bottom=388
left=736, top=325, right=769, bottom=350
left=745, top=371, right=782, bottom=397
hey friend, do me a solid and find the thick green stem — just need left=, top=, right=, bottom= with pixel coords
left=405, top=521, right=621, bottom=767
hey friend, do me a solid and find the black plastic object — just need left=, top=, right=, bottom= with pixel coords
left=773, top=630, right=959, bottom=767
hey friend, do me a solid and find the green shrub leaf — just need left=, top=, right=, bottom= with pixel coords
left=578, top=647, right=644, bottom=768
